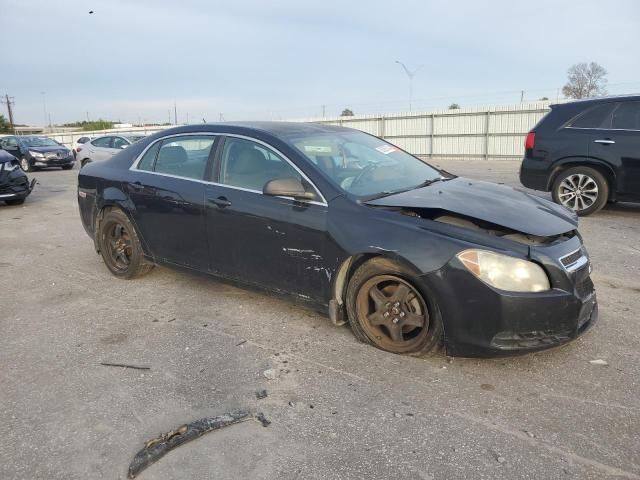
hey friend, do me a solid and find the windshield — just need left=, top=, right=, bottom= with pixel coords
left=287, top=129, right=443, bottom=198
left=20, top=137, right=61, bottom=147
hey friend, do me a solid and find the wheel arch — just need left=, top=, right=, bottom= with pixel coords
left=548, top=158, right=616, bottom=200
left=93, top=194, right=150, bottom=258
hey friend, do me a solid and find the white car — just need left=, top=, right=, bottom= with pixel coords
left=77, top=134, right=146, bottom=167
left=72, top=136, right=93, bottom=160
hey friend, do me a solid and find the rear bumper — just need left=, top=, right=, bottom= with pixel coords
left=520, top=157, right=552, bottom=191
left=422, top=261, right=597, bottom=358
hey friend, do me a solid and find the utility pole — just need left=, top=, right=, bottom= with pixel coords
left=395, top=60, right=423, bottom=111
left=322, top=105, right=326, bottom=118
left=86, top=111, right=90, bottom=122
left=174, top=101, right=178, bottom=125
left=41, top=92, right=47, bottom=127
left=520, top=90, right=525, bottom=102
left=2, top=94, right=16, bottom=133
left=219, top=113, right=225, bottom=122
left=168, top=109, right=172, bottom=125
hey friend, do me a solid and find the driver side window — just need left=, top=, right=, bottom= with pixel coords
left=219, top=137, right=302, bottom=192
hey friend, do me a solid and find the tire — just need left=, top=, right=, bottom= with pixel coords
left=552, top=166, right=608, bottom=216
left=20, top=157, right=32, bottom=172
left=5, top=198, right=25, bottom=206
left=80, top=158, right=90, bottom=168
left=97, top=208, right=154, bottom=279
left=62, top=164, right=73, bottom=170
left=346, top=257, right=443, bottom=356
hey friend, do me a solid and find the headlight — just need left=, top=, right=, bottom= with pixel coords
left=29, top=150, right=45, bottom=158
left=457, top=249, right=550, bottom=292
left=1, top=161, right=19, bottom=172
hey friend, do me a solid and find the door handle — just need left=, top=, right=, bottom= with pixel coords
left=208, top=196, right=232, bottom=208
left=594, top=139, right=615, bottom=145
left=129, top=181, right=144, bottom=191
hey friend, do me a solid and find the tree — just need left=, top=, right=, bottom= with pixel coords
left=448, top=103, right=460, bottom=110
left=0, top=114, right=10, bottom=133
left=63, top=119, right=115, bottom=131
left=562, top=62, right=607, bottom=99
left=539, top=97, right=549, bottom=101
left=340, top=108, right=354, bottom=117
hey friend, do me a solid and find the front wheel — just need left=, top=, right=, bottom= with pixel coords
left=346, top=258, right=443, bottom=356
left=552, top=166, right=608, bottom=216
left=20, top=157, right=32, bottom=172
left=5, top=198, right=25, bottom=206
left=97, top=208, right=154, bottom=279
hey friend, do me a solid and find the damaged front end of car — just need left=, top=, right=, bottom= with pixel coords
left=0, top=153, right=36, bottom=204
left=364, top=180, right=597, bottom=357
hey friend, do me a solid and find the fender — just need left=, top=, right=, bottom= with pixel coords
left=548, top=156, right=617, bottom=193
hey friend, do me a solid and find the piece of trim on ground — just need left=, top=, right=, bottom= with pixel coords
left=127, top=411, right=256, bottom=478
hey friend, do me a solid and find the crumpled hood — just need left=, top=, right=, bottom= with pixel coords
left=366, top=177, right=578, bottom=237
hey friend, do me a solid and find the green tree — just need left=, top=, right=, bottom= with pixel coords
left=448, top=103, right=460, bottom=110
left=0, top=114, right=10, bottom=133
left=340, top=108, right=354, bottom=117
left=62, top=119, right=114, bottom=131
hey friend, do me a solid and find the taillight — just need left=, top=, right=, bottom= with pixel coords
left=525, top=132, right=535, bottom=151
left=77, top=147, right=82, bottom=152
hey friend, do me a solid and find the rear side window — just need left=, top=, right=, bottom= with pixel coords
left=569, top=103, right=616, bottom=129
left=611, top=102, right=640, bottom=130
left=92, top=137, right=112, bottom=147
left=154, top=135, right=215, bottom=180
left=137, top=142, right=161, bottom=171
left=112, top=137, right=129, bottom=149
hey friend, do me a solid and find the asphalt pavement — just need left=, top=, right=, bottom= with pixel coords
left=1, top=159, right=639, bottom=479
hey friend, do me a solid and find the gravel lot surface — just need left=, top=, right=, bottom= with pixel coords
left=1, top=159, right=639, bottom=479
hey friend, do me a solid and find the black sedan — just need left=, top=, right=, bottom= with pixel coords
left=0, top=135, right=74, bottom=172
left=0, top=150, right=35, bottom=205
left=77, top=122, right=597, bottom=357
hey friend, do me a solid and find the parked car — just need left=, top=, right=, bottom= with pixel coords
left=77, top=134, right=146, bottom=167
left=78, top=123, right=596, bottom=358
left=0, top=135, right=74, bottom=172
left=72, top=136, right=93, bottom=160
left=520, top=95, right=640, bottom=215
left=0, top=150, right=36, bottom=205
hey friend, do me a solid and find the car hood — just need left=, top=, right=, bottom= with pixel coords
left=0, top=150, right=16, bottom=163
left=365, top=177, right=578, bottom=237
left=27, top=146, right=69, bottom=153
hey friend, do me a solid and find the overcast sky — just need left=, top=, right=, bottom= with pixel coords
left=1, top=0, right=639, bottom=125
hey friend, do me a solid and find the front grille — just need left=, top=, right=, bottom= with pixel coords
left=561, top=249, right=583, bottom=267
left=492, top=329, right=573, bottom=350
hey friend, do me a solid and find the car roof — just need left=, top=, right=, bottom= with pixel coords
left=552, top=94, right=640, bottom=108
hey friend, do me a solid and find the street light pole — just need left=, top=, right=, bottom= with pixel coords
left=395, top=61, right=423, bottom=111
left=41, top=92, right=47, bottom=127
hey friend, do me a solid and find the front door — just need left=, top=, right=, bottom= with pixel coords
left=126, top=135, right=217, bottom=268
left=205, top=136, right=329, bottom=301
left=590, top=101, right=640, bottom=198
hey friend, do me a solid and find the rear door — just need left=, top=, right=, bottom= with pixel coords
left=590, top=101, right=640, bottom=198
left=89, top=137, right=114, bottom=161
left=204, top=135, right=329, bottom=301
left=126, top=134, right=217, bottom=268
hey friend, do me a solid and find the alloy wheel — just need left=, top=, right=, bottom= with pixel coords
left=104, top=222, right=133, bottom=272
left=355, top=275, right=430, bottom=352
left=20, top=158, right=30, bottom=171
left=557, top=173, right=599, bottom=211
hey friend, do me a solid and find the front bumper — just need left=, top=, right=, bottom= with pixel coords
left=32, top=156, right=74, bottom=167
left=422, top=246, right=597, bottom=357
left=0, top=175, right=36, bottom=201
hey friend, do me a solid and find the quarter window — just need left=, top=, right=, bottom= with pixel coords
left=219, top=137, right=311, bottom=194
left=611, top=102, right=640, bottom=130
left=137, top=142, right=160, bottom=171
left=154, top=136, right=215, bottom=180
left=569, top=103, right=616, bottom=129
left=92, top=137, right=112, bottom=148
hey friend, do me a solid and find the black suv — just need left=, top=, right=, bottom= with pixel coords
left=520, top=95, right=640, bottom=215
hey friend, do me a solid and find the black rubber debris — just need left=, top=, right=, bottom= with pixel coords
left=127, top=411, right=250, bottom=478
left=256, top=389, right=268, bottom=399
left=255, top=412, right=271, bottom=427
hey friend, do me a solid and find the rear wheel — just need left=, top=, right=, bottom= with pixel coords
left=346, top=258, right=443, bottom=356
left=97, top=208, right=154, bottom=279
left=552, top=166, right=608, bottom=216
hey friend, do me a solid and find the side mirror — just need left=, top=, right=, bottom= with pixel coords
left=263, top=177, right=316, bottom=201
left=119, top=144, right=128, bottom=149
